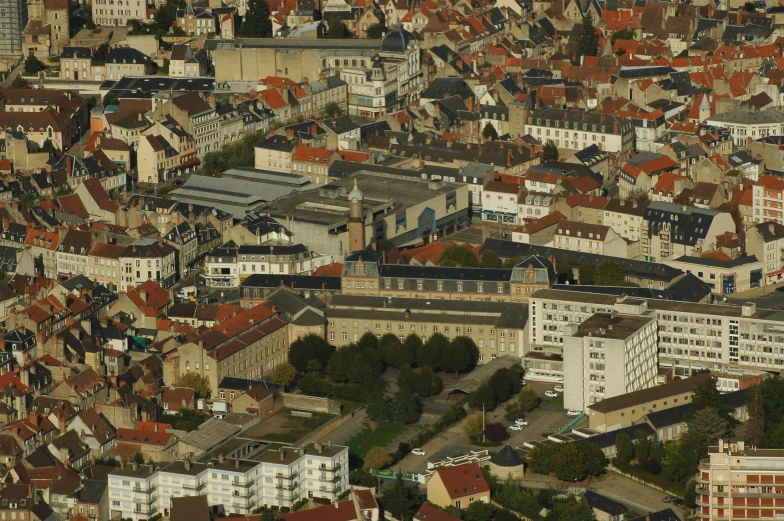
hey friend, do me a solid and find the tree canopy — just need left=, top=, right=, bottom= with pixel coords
left=438, top=244, right=480, bottom=267
left=177, top=372, right=210, bottom=398
left=482, top=122, right=499, bottom=141
left=542, top=140, right=559, bottom=162
left=576, top=13, right=598, bottom=60
left=238, top=0, right=273, bottom=36
left=288, top=334, right=334, bottom=372
left=594, top=260, right=625, bottom=286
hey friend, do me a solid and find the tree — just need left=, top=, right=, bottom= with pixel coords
left=365, top=22, right=385, bottom=38
left=579, top=264, right=595, bottom=285
left=527, top=442, right=559, bottom=475
left=358, top=332, right=379, bottom=350
left=288, top=334, right=334, bottom=372
left=576, top=13, right=598, bottom=60
left=156, top=409, right=206, bottom=431
left=418, top=333, right=449, bottom=371
left=24, top=54, right=46, bottom=75
left=594, top=259, right=625, bottom=286
left=325, top=102, right=342, bottom=118
left=744, top=1, right=756, bottom=10
left=391, top=389, right=420, bottom=424
left=688, top=406, right=732, bottom=441
left=542, top=140, right=559, bottom=162
left=326, top=15, right=352, bottom=38
left=464, top=502, right=496, bottom=521
left=689, top=376, right=733, bottom=422
left=556, top=260, right=571, bottom=283
left=438, top=244, right=480, bottom=267
left=553, top=443, right=587, bottom=481
left=350, top=469, right=377, bottom=486
left=271, top=363, right=296, bottom=387
left=484, top=422, right=510, bottom=442
left=625, top=188, right=651, bottom=208
left=364, top=446, right=392, bottom=468
left=545, top=496, right=595, bottom=521
left=380, top=334, right=415, bottom=369
left=327, top=347, right=357, bottom=383
left=4, top=474, right=13, bottom=484
left=480, top=249, right=499, bottom=268
left=85, top=19, right=96, bottom=30
left=10, top=76, right=31, bottom=89
left=442, top=336, right=479, bottom=376
left=615, top=431, right=633, bottom=463
left=177, top=372, right=210, bottom=398
left=380, top=474, right=420, bottom=521
left=94, top=43, right=110, bottom=61
left=366, top=390, right=391, bottom=421
left=306, top=359, right=323, bottom=373
left=634, top=430, right=651, bottom=463
left=238, top=0, right=272, bottom=36
left=464, top=414, right=484, bottom=438
left=468, top=384, right=497, bottom=411
left=746, top=386, right=765, bottom=448
left=759, top=377, right=784, bottom=425
left=482, top=122, right=499, bottom=141
left=40, top=139, right=56, bottom=154
left=576, top=442, right=607, bottom=476
left=517, top=388, right=540, bottom=412
left=397, top=365, right=418, bottom=393
left=414, top=367, right=442, bottom=397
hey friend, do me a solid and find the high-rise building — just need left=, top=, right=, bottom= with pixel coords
left=0, top=0, right=27, bottom=58
left=696, top=438, right=784, bottom=521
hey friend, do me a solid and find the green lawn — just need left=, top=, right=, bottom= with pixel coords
left=347, top=422, right=408, bottom=457
left=550, top=394, right=564, bottom=409
left=339, top=400, right=363, bottom=415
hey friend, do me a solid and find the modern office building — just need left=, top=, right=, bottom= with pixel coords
left=563, top=304, right=658, bottom=412
left=0, top=0, right=26, bottom=58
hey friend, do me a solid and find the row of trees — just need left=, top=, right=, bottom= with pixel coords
left=527, top=442, right=607, bottom=482
left=492, top=474, right=596, bottom=521
left=377, top=332, right=480, bottom=375
left=467, top=365, right=525, bottom=411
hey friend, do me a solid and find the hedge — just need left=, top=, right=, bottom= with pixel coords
left=611, top=459, right=685, bottom=496
left=387, top=401, right=467, bottom=464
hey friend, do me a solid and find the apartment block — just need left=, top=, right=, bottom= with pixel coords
left=552, top=220, right=627, bottom=258
left=524, top=108, right=635, bottom=154
left=203, top=244, right=326, bottom=288
left=754, top=175, right=784, bottom=225
left=530, top=288, right=784, bottom=380
left=563, top=304, right=658, bottom=412
left=109, top=443, right=349, bottom=520
left=696, top=438, right=784, bottom=521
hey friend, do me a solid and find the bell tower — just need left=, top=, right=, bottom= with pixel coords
left=348, top=179, right=365, bottom=253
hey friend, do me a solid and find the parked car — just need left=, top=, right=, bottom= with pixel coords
left=515, top=419, right=528, bottom=426
left=554, top=385, right=564, bottom=392
left=663, top=496, right=680, bottom=503
left=566, top=410, right=582, bottom=417
left=545, top=390, right=558, bottom=398
left=777, top=286, right=784, bottom=292
left=520, top=379, right=527, bottom=387
left=509, top=424, right=523, bottom=431
left=172, top=179, right=183, bottom=186
left=411, top=448, right=426, bottom=456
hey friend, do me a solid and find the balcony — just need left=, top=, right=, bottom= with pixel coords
left=183, top=482, right=206, bottom=491
left=319, top=464, right=341, bottom=473
left=320, top=475, right=340, bottom=483
left=232, top=500, right=256, bottom=510
left=232, top=491, right=253, bottom=499
left=233, top=479, right=255, bottom=488
left=276, top=482, right=298, bottom=491
left=276, top=472, right=298, bottom=480
left=132, top=485, right=156, bottom=494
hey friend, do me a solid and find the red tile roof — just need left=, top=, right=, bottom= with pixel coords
left=314, top=263, right=344, bottom=276
left=292, top=145, right=334, bottom=164
left=432, top=462, right=490, bottom=500
left=115, top=428, right=173, bottom=446
left=278, top=501, right=357, bottom=521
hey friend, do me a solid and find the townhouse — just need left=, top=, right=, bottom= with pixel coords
left=203, top=244, right=325, bottom=288
left=754, top=175, right=784, bottom=225
left=118, top=239, right=178, bottom=291
left=552, top=221, right=628, bottom=258
left=524, top=108, right=635, bottom=154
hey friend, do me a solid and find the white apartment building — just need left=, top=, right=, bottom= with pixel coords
left=706, top=107, right=784, bottom=146
left=562, top=304, right=658, bottom=411
left=602, top=199, right=645, bottom=242
left=109, top=443, right=349, bottom=521
left=340, top=60, right=398, bottom=118
left=203, top=243, right=331, bottom=288
left=525, top=108, right=635, bottom=154
left=482, top=182, right=519, bottom=223
left=746, top=221, right=784, bottom=285
left=552, top=221, right=627, bottom=258
left=118, top=239, right=178, bottom=291
left=530, top=288, right=784, bottom=381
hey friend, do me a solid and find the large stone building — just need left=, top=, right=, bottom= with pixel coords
left=524, top=109, right=635, bottom=155
left=23, top=0, right=68, bottom=57
left=326, top=295, right=528, bottom=363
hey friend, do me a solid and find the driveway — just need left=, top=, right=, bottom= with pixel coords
left=319, top=408, right=366, bottom=446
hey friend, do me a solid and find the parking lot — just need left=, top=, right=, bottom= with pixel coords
left=394, top=380, right=577, bottom=474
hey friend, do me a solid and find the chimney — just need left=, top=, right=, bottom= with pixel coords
left=66, top=157, right=72, bottom=176
left=235, top=458, right=240, bottom=469
left=154, top=423, right=158, bottom=433
left=185, top=459, right=191, bottom=470
left=157, top=236, right=163, bottom=247
left=219, top=453, right=225, bottom=464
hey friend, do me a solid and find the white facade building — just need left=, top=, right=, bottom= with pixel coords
left=109, top=443, right=349, bottom=521
left=525, top=108, right=635, bottom=154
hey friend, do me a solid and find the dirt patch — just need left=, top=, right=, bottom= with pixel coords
left=241, top=408, right=335, bottom=444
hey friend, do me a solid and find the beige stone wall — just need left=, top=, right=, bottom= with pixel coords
left=282, top=394, right=340, bottom=414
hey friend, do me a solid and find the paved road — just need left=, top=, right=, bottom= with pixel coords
left=319, top=408, right=366, bottom=446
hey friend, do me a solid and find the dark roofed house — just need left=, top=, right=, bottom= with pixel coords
left=488, top=445, right=524, bottom=479
left=584, top=490, right=626, bottom=521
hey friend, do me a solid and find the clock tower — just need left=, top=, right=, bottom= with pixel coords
left=348, top=179, right=365, bottom=253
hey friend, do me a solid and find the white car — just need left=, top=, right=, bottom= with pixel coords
left=554, top=385, right=564, bottom=392
left=515, top=419, right=528, bottom=426
left=520, top=379, right=527, bottom=387
left=545, top=390, right=558, bottom=398
left=566, top=410, right=582, bottom=417
left=411, top=448, right=426, bottom=456
left=509, top=424, right=523, bottom=431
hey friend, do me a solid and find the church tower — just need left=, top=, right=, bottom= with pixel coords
left=348, top=179, right=365, bottom=253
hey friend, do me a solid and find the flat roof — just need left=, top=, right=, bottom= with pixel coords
left=588, top=373, right=711, bottom=414
left=572, top=312, right=654, bottom=340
